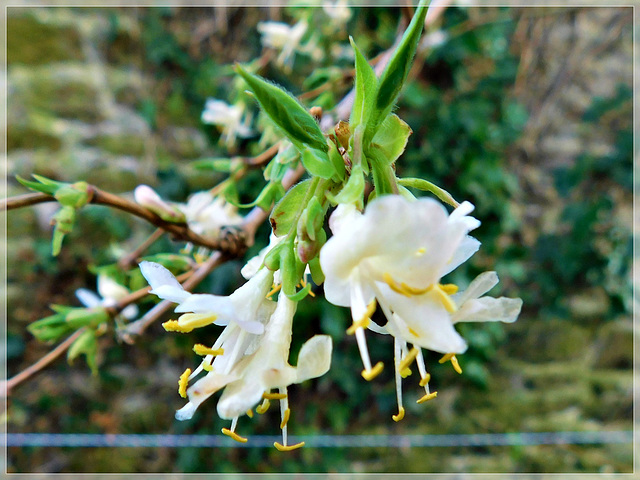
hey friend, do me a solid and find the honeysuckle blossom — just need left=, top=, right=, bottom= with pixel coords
left=319, top=195, right=521, bottom=420
left=241, top=233, right=284, bottom=283
left=76, top=274, right=138, bottom=320
left=139, top=261, right=274, bottom=334
left=257, top=20, right=308, bottom=69
left=323, top=0, right=352, bottom=25
left=134, top=185, right=185, bottom=222
left=178, top=191, right=243, bottom=239
left=201, top=98, right=253, bottom=148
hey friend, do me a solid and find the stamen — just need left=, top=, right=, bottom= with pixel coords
left=419, top=373, right=431, bottom=387
left=393, top=338, right=405, bottom=423
left=274, top=441, right=305, bottom=451
left=346, top=317, right=369, bottom=335
left=398, top=347, right=420, bottom=374
left=263, top=392, right=287, bottom=400
left=267, top=283, right=282, bottom=299
left=439, top=353, right=462, bottom=374
left=308, top=290, right=316, bottom=298
left=202, top=361, right=213, bottom=372
left=280, top=408, right=291, bottom=429
left=383, top=273, right=432, bottom=296
left=361, top=361, right=384, bottom=381
left=416, top=247, right=426, bottom=256
left=417, top=391, right=438, bottom=404
left=193, top=344, right=224, bottom=356
left=439, top=283, right=459, bottom=295
left=246, top=409, right=254, bottom=418
left=256, top=398, right=270, bottom=414
left=177, top=312, right=218, bottom=329
left=392, top=406, right=405, bottom=422
left=439, top=353, right=455, bottom=363
left=432, top=285, right=457, bottom=313
left=162, top=320, right=193, bottom=333
left=408, top=326, right=420, bottom=337
left=221, top=428, right=248, bottom=443
left=178, top=368, right=191, bottom=398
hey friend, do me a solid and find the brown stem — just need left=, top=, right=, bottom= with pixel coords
left=118, top=228, right=165, bottom=270
left=2, top=329, right=85, bottom=395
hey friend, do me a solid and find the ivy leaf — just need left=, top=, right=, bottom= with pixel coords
left=269, top=179, right=311, bottom=237
left=366, top=0, right=428, bottom=142
left=349, top=36, right=378, bottom=131
left=235, top=64, right=328, bottom=153
left=370, top=114, right=413, bottom=165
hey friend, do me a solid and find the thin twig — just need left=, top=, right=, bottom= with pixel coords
left=2, top=328, right=85, bottom=395
left=118, top=228, right=165, bottom=270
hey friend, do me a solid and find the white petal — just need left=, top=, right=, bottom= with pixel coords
left=295, top=335, right=332, bottom=383
left=441, top=235, right=481, bottom=276
left=453, top=271, right=499, bottom=306
left=149, top=285, right=191, bottom=304
left=97, top=275, right=129, bottom=301
left=175, top=402, right=197, bottom=421
left=216, top=377, right=264, bottom=420
left=175, top=293, right=234, bottom=316
left=140, top=261, right=185, bottom=294
left=76, top=289, right=101, bottom=308
left=452, top=296, right=522, bottom=324
left=121, top=304, right=139, bottom=320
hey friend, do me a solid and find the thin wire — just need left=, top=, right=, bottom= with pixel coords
left=4, top=430, right=632, bottom=449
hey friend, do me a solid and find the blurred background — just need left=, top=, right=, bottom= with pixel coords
left=5, top=2, right=634, bottom=474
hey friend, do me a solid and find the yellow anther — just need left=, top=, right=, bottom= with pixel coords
left=267, top=284, right=282, bottom=299
left=347, top=300, right=377, bottom=334
left=256, top=399, right=270, bottom=414
left=417, top=391, right=438, bottom=404
left=274, top=441, right=305, bottom=452
left=408, top=327, right=420, bottom=337
left=400, top=367, right=412, bottom=378
left=221, top=428, right=248, bottom=443
left=383, top=273, right=432, bottom=297
left=361, top=361, right=384, bottom=381
left=419, top=373, right=431, bottom=387
left=162, top=320, right=193, bottom=333
left=398, top=347, right=420, bottom=374
left=178, top=368, right=191, bottom=398
left=392, top=406, right=405, bottom=422
left=246, top=409, right=254, bottom=418
left=308, top=289, right=316, bottom=298
left=439, top=353, right=462, bottom=373
left=432, top=285, right=457, bottom=313
left=177, top=312, right=218, bottom=329
left=202, top=362, right=213, bottom=372
left=193, top=344, right=224, bottom=356
left=280, top=408, right=291, bottom=429
left=416, top=247, right=426, bottom=256
left=450, top=355, right=462, bottom=374
left=263, top=392, right=287, bottom=400
left=439, top=283, right=459, bottom=295
left=346, top=317, right=370, bottom=335
left=439, top=353, right=455, bottom=364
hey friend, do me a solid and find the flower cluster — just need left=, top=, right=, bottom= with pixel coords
left=140, top=259, right=332, bottom=451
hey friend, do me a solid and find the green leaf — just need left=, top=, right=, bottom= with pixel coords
left=67, top=329, right=99, bottom=375
left=269, top=179, right=311, bottom=237
left=227, top=182, right=285, bottom=209
left=398, top=177, right=460, bottom=207
left=349, top=36, right=378, bottom=130
left=366, top=0, right=428, bottom=141
left=370, top=114, right=412, bottom=165
left=16, top=175, right=59, bottom=196
left=235, top=64, right=328, bottom=153
left=191, top=158, right=233, bottom=173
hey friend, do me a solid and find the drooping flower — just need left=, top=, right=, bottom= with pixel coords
left=178, top=191, right=243, bottom=239
left=319, top=195, right=521, bottom=420
left=201, top=98, right=253, bottom=149
left=139, top=261, right=274, bottom=334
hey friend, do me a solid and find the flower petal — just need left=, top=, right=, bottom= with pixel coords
left=75, top=289, right=101, bottom=308
left=139, top=261, right=190, bottom=304
left=295, top=335, right=332, bottom=383
left=452, top=296, right=522, bottom=324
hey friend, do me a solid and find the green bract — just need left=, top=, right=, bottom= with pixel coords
left=269, top=179, right=311, bottom=237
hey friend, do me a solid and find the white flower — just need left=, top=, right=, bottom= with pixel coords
left=323, top=0, right=352, bottom=25
left=240, top=233, right=284, bottom=282
left=201, top=99, right=253, bottom=148
left=139, top=261, right=274, bottom=334
left=134, top=185, right=185, bottom=222
left=178, top=191, right=243, bottom=239
left=257, top=20, right=308, bottom=69
left=76, top=275, right=138, bottom=320
left=319, top=195, right=521, bottom=421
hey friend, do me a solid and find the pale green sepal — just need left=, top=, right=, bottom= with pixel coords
left=370, top=114, right=412, bottom=165
left=269, top=179, right=311, bottom=237
left=398, top=177, right=460, bottom=208
left=308, top=256, right=325, bottom=286
left=325, top=163, right=365, bottom=206
left=300, top=146, right=335, bottom=179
